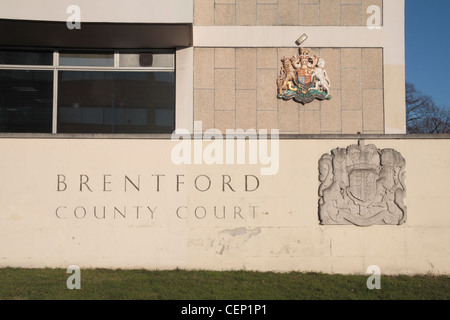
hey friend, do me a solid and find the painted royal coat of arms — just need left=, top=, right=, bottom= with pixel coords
left=318, top=140, right=407, bottom=227
left=277, top=48, right=331, bottom=104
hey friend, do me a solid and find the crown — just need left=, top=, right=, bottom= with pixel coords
left=299, top=48, right=310, bottom=58
left=346, top=140, right=380, bottom=173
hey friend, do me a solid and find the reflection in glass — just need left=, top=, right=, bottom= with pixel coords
left=59, top=52, right=114, bottom=67
left=57, top=71, right=175, bottom=133
left=119, top=53, right=174, bottom=68
left=0, top=50, right=53, bottom=66
left=0, top=70, right=53, bottom=133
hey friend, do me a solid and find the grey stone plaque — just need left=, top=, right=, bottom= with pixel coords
left=318, top=140, right=407, bottom=227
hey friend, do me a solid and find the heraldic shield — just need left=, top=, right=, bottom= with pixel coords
left=277, top=48, right=331, bottom=105
left=318, top=140, right=407, bottom=227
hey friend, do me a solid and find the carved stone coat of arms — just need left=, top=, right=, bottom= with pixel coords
left=318, top=140, right=407, bottom=227
left=277, top=48, right=331, bottom=104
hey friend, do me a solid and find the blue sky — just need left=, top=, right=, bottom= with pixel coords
left=405, top=0, right=450, bottom=108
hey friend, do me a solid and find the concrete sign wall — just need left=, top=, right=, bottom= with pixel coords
left=0, top=136, right=448, bottom=275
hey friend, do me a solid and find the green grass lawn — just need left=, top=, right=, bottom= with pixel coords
left=0, top=268, right=448, bottom=300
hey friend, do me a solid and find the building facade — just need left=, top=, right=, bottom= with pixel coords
left=192, top=0, right=405, bottom=135
left=0, top=0, right=449, bottom=275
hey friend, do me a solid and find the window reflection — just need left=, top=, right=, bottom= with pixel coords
left=119, top=53, right=174, bottom=68
left=0, top=50, right=53, bottom=66
left=0, top=70, right=53, bottom=133
left=57, top=71, right=175, bottom=133
left=59, top=52, right=114, bottom=67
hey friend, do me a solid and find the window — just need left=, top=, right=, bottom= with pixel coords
left=59, top=51, right=115, bottom=67
left=0, top=49, right=175, bottom=134
left=0, top=50, right=53, bottom=66
left=0, top=69, right=53, bottom=133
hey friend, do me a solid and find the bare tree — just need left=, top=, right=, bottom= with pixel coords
left=406, top=82, right=449, bottom=134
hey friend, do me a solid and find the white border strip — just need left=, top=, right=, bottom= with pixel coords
left=175, top=47, right=194, bottom=133
left=193, top=26, right=385, bottom=48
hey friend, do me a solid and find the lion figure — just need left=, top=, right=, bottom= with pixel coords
left=277, top=56, right=297, bottom=95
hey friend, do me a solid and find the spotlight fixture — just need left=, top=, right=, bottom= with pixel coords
left=295, top=34, right=308, bottom=46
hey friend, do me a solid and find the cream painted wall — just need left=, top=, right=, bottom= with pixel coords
left=0, top=137, right=448, bottom=275
left=176, top=47, right=194, bottom=132
left=0, top=0, right=193, bottom=23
